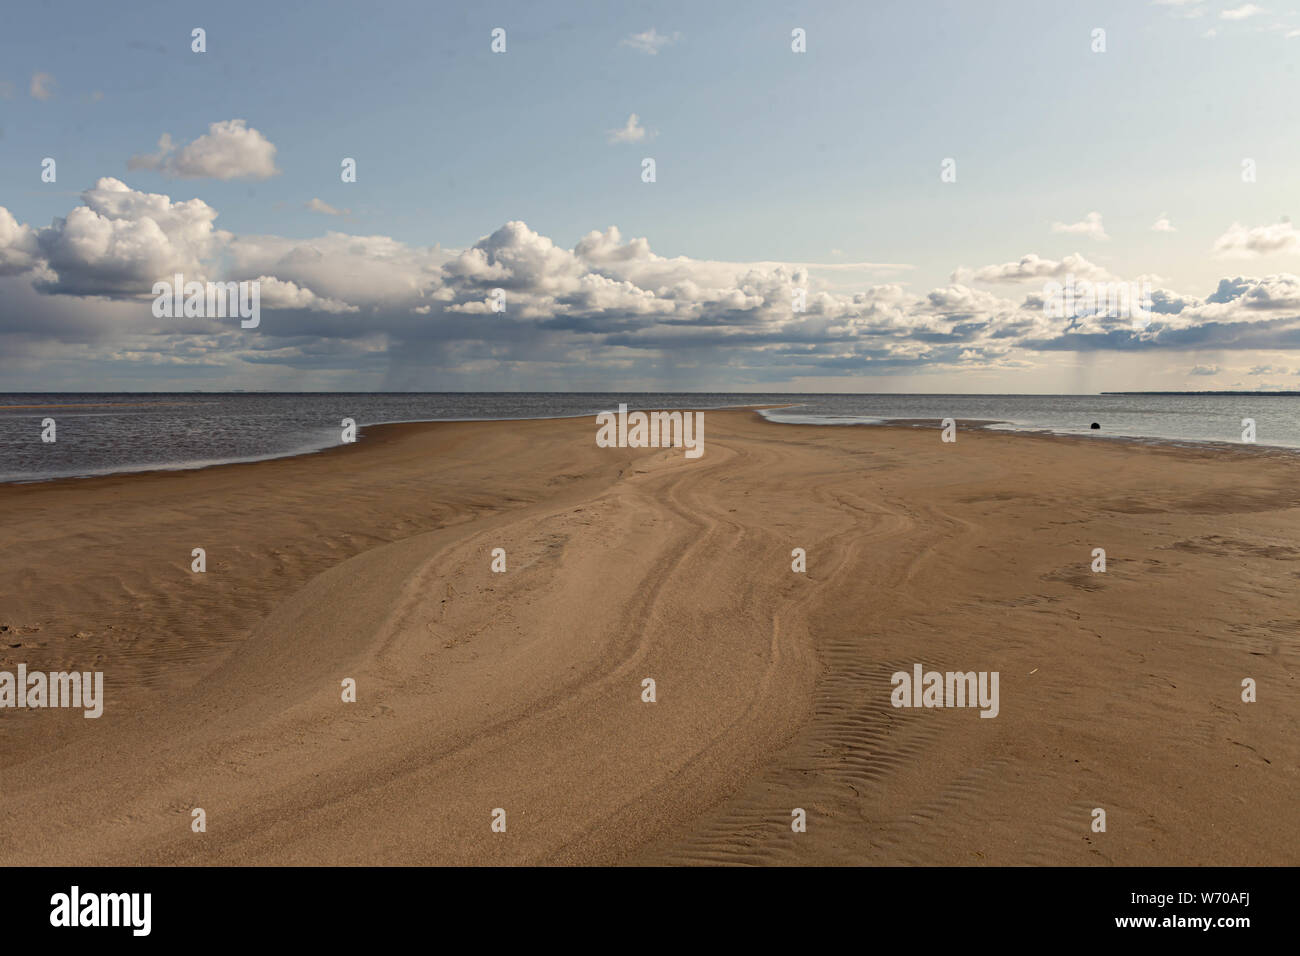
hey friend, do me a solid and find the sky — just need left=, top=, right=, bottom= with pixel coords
left=2, top=0, right=1300, bottom=392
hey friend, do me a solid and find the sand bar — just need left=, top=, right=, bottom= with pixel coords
left=0, top=410, right=1295, bottom=864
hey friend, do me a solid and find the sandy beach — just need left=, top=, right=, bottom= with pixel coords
left=0, top=409, right=1295, bottom=865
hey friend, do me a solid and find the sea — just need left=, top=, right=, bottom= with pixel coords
left=2, top=392, right=1298, bottom=484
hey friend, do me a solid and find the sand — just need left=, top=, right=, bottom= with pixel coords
left=0, top=410, right=1295, bottom=865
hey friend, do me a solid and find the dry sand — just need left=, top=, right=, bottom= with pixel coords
left=0, top=410, right=1295, bottom=865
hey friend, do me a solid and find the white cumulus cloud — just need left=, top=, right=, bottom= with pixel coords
left=1213, top=221, right=1300, bottom=258
left=129, top=120, right=280, bottom=180
left=1051, top=212, right=1108, bottom=241
left=1221, top=4, right=1264, bottom=20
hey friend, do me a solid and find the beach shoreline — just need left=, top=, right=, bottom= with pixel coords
left=8, top=395, right=1300, bottom=487
left=1, top=410, right=1295, bottom=865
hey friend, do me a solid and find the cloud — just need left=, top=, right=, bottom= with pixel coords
left=1221, top=4, right=1264, bottom=19
left=29, top=72, right=56, bottom=101
left=607, top=113, right=650, bottom=144
left=30, top=178, right=229, bottom=296
left=0, top=207, right=42, bottom=276
left=1203, top=274, right=1300, bottom=309
left=1149, top=288, right=1192, bottom=313
left=1153, top=0, right=1208, bottom=19
left=227, top=230, right=451, bottom=314
left=128, top=120, right=280, bottom=180
left=305, top=198, right=349, bottom=217
left=951, top=253, right=1114, bottom=284
left=256, top=276, right=358, bottom=313
left=620, top=28, right=681, bottom=54
left=1213, top=221, right=1300, bottom=258
left=1151, top=215, right=1176, bottom=233
left=1189, top=364, right=1220, bottom=375
left=9, top=183, right=1300, bottom=384
left=1050, top=211, right=1108, bottom=241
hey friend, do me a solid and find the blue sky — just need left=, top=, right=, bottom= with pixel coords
left=2, top=0, right=1300, bottom=391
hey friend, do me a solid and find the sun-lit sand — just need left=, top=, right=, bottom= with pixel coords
left=0, top=410, right=1295, bottom=864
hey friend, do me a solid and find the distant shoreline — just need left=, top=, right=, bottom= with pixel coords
left=7, top=392, right=1300, bottom=485
left=5, top=407, right=1300, bottom=488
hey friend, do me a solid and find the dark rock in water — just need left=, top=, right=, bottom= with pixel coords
left=1090, top=422, right=1100, bottom=429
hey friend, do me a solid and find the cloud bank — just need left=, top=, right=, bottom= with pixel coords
left=3, top=180, right=1300, bottom=387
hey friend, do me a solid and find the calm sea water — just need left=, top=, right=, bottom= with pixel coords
left=1, top=392, right=1297, bottom=483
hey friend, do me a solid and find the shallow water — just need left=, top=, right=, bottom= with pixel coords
left=2, top=392, right=1297, bottom=483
